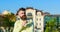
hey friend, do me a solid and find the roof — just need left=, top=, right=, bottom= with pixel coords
left=26, top=7, right=34, bottom=10
left=45, top=14, right=60, bottom=17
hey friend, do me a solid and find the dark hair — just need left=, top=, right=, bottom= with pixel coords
left=16, top=8, right=26, bottom=15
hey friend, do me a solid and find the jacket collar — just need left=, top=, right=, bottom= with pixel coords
left=16, top=16, right=21, bottom=20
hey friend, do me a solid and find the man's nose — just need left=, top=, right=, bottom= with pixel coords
left=23, top=14, right=25, bottom=16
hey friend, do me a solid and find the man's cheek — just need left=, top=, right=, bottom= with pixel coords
left=21, top=15, right=24, bottom=17
left=18, top=14, right=21, bottom=16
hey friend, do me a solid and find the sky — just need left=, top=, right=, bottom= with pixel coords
left=0, top=0, right=60, bottom=14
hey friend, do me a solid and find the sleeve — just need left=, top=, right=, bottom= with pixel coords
left=13, top=21, right=23, bottom=32
left=26, top=19, right=33, bottom=28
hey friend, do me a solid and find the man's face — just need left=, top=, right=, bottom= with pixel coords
left=18, top=10, right=26, bottom=20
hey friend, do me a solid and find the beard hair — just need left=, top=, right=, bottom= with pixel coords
left=20, top=15, right=26, bottom=20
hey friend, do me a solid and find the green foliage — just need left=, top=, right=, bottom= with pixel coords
left=1, top=13, right=16, bottom=27
left=45, top=17, right=59, bottom=32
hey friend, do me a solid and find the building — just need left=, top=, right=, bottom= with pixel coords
left=26, top=7, right=44, bottom=32
left=26, top=7, right=60, bottom=32
left=35, top=10, right=44, bottom=32
left=26, top=7, right=36, bottom=32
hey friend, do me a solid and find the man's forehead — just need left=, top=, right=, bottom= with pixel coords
left=19, top=10, right=25, bottom=12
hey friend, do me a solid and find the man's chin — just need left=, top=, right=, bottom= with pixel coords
left=21, top=17, right=26, bottom=20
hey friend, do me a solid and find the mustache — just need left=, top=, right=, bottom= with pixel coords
left=21, top=15, right=26, bottom=19
left=22, top=15, right=26, bottom=17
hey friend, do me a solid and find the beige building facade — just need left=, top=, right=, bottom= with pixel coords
left=26, top=7, right=44, bottom=32
left=36, top=11, right=44, bottom=32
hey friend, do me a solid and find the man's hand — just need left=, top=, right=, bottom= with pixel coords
left=22, top=21, right=27, bottom=27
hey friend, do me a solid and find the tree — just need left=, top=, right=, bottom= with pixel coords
left=45, top=17, right=59, bottom=32
left=4, top=12, right=16, bottom=27
left=1, top=12, right=16, bottom=32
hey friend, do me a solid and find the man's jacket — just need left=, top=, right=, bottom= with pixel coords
left=13, top=16, right=34, bottom=32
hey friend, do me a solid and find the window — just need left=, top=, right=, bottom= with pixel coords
left=36, top=18, right=38, bottom=21
left=40, top=18, right=41, bottom=21
left=39, top=23, right=41, bottom=25
left=36, top=23, right=38, bottom=25
left=27, top=13, right=32, bottom=16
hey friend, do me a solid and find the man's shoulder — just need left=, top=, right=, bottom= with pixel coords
left=15, top=20, right=20, bottom=24
left=16, top=16, right=21, bottom=20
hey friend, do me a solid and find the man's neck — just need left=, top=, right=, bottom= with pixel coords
left=17, top=15, right=26, bottom=21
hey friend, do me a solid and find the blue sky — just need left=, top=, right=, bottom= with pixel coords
left=0, top=0, right=60, bottom=14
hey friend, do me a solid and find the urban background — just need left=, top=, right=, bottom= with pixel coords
left=0, top=7, right=60, bottom=32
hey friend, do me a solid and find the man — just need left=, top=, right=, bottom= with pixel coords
left=13, top=8, right=33, bottom=32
